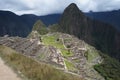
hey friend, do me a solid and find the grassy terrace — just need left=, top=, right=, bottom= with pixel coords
left=64, top=59, right=77, bottom=71
left=0, top=45, right=82, bottom=80
left=42, top=34, right=73, bottom=57
left=41, top=34, right=75, bottom=71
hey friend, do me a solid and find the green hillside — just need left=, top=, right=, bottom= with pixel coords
left=32, top=20, right=48, bottom=35
left=94, top=53, right=120, bottom=80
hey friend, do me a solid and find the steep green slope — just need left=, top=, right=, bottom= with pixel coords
left=94, top=53, right=120, bottom=80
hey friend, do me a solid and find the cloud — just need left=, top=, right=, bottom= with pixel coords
left=0, top=0, right=120, bottom=15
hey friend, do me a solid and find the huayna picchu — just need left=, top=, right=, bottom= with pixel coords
left=59, top=3, right=120, bottom=61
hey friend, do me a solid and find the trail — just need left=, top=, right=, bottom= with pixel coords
left=0, top=58, right=21, bottom=80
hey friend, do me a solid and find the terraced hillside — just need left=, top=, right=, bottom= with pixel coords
left=0, top=31, right=104, bottom=80
left=0, top=45, right=82, bottom=80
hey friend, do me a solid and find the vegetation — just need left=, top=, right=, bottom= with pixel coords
left=85, top=45, right=100, bottom=62
left=64, top=59, right=76, bottom=71
left=42, top=34, right=73, bottom=57
left=0, top=45, right=82, bottom=80
left=32, top=20, right=48, bottom=35
left=84, top=44, right=120, bottom=80
left=94, top=53, right=120, bottom=80
left=48, top=24, right=61, bottom=32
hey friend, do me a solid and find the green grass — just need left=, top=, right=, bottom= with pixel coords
left=42, top=35, right=63, bottom=48
left=0, top=45, right=82, bottom=80
left=42, top=35, right=73, bottom=57
left=65, top=59, right=76, bottom=71
left=61, top=49, right=73, bottom=57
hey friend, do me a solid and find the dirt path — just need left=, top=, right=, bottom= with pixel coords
left=0, top=58, right=21, bottom=80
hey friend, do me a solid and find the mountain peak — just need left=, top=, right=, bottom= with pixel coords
left=59, top=3, right=87, bottom=35
left=61, top=3, right=85, bottom=20
left=64, top=3, right=80, bottom=14
left=67, top=3, right=77, bottom=8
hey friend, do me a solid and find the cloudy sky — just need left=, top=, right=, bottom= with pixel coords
left=0, top=0, right=120, bottom=15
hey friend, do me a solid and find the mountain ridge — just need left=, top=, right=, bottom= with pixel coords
left=0, top=10, right=61, bottom=37
left=86, top=9, right=120, bottom=31
left=0, top=8, right=120, bottom=37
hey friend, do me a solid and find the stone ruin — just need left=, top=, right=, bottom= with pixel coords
left=0, top=35, right=65, bottom=68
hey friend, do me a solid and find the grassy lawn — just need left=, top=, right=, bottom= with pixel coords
left=42, top=35, right=73, bottom=57
left=0, top=45, right=82, bottom=80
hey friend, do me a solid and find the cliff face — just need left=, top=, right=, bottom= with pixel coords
left=59, top=3, right=120, bottom=60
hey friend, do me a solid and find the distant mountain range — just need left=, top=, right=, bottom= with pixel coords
left=86, top=10, right=120, bottom=31
left=0, top=8, right=120, bottom=37
left=0, top=10, right=61, bottom=37
left=0, top=11, right=30, bottom=37
left=1, top=7, right=120, bottom=37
